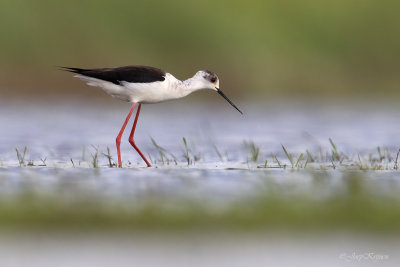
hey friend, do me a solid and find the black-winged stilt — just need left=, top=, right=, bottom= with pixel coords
left=61, top=65, right=242, bottom=167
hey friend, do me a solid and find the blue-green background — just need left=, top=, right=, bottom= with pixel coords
left=1, top=0, right=399, bottom=101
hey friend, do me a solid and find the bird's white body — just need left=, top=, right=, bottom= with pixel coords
left=75, top=72, right=218, bottom=104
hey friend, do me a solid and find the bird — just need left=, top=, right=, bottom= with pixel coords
left=60, top=65, right=242, bottom=168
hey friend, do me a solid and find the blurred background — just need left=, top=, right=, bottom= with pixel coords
left=1, top=1, right=400, bottom=266
left=1, top=0, right=399, bottom=104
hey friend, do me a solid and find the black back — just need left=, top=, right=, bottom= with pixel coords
left=60, top=65, right=166, bottom=84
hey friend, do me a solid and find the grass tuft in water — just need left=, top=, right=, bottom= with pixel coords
left=179, top=137, right=201, bottom=165
left=306, top=150, right=315, bottom=162
left=329, top=138, right=341, bottom=161
left=90, top=145, right=99, bottom=168
left=394, top=149, right=400, bottom=170
left=304, top=158, right=309, bottom=168
left=244, top=141, right=260, bottom=162
left=295, top=153, right=304, bottom=168
left=377, top=146, right=384, bottom=162
left=102, top=147, right=116, bottom=168
left=182, top=137, right=190, bottom=165
left=151, top=137, right=167, bottom=165
left=15, top=147, right=27, bottom=167
left=39, top=157, right=47, bottom=166
left=212, top=143, right=224, bottom=162
left=271, top=153, right=282, bottom=168
left=281, top=145, right=294, bottom=168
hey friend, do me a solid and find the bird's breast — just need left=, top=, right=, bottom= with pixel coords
left=122, top=79, right=183, bottom=104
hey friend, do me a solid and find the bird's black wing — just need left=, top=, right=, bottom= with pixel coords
left=60, top=65, right=166, bottom=85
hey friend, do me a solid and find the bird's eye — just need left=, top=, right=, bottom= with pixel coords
left=210, top=77, right=216, bottom=83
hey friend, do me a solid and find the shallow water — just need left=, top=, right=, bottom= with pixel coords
left=0, top=100, right=400, bottom=202
left=1, top=101, right=400, bottom=266
left=1, top=100, right=399, bottom=160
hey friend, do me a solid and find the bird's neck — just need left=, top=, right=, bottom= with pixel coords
left=166, top=74, right=204, bottom=99
left=180, top=76, right=204, bottom=94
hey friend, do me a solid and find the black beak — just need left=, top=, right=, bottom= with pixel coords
left=216, top=88, right=243, bottom=114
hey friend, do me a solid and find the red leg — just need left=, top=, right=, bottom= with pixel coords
left=128, top=104, right=151, bottom=167
left=116, top=103, right=136, bottom=168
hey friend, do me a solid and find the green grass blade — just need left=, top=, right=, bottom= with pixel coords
left=282, top=145, right=294, bottom=168
left=329, top=138, right=340, bottom=161
left=295, top=153, right=304, bottom=167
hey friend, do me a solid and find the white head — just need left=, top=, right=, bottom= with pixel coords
left=190, top=70, right=220, bottom=91
left=188, top=70, right=242, bottom=114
